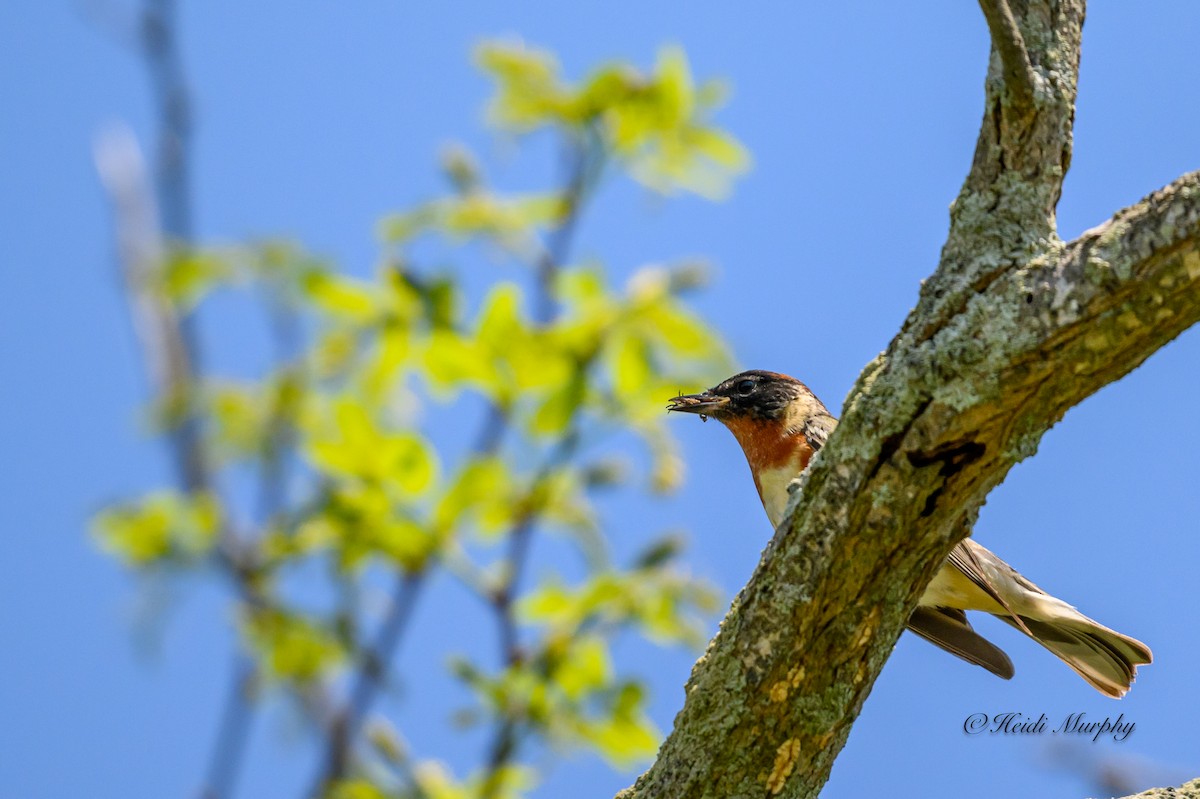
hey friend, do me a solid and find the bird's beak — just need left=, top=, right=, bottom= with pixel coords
left=666, top=391, right=729, bottom=421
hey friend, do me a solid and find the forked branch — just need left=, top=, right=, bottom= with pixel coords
left=617, top=2, right=1200, bottom=797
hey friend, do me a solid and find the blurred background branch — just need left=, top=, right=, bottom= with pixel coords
left=93, top=23, right=743, bottom=799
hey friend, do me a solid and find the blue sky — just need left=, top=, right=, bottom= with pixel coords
left=2, top=2, right=1199, bottom=798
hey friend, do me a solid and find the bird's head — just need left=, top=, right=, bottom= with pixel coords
left=667, top=371, right=831, bottom=525
left=667, top=369, right=835, bottom=525
left=665, top=370, right=814, bottom=425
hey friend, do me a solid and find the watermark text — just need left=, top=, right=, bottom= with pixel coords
left=962, top=712, right=1135, bottom=742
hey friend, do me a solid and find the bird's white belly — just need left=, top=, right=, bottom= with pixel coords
left=921, top=563, right=1006, bottom=614
left=758, top=464, right=801, bottom=528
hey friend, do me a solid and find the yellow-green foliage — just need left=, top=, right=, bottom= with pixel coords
left=95, top=491, right=221, bottom=565
left=95, top=39, right=743, bottom=798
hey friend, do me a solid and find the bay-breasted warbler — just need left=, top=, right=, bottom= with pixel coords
left=668, top=369, right=1151, bottom=698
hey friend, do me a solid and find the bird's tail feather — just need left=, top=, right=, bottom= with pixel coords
left=998, top=614, right=1152, bottom=698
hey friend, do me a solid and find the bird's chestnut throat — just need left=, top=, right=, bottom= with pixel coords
left=720, top=416, right=807, bottom=469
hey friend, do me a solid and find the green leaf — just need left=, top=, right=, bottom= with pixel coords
left=654, top=45, right=694, bottom=127
left=433, top=456, right=515, bottom=537
left=413, top=763, right=470, bottom=799
left=688, top=127, right=750, bottom=170
left=365, top=718, right=408, bottom=766
left=579, top=681, right=660, bottom=768
left=422, top=330, right=496, bottom=395
left=204, top=372, right=304, bottom=463
left=609, top=332, right=652, bottom=399
left=160, top=247, right=234, bottom=309
left=473, top=765, right=537, bottom=799
left=262, top=518, right=334, bottom=562
left=242, top=609, right=344, bottom=683
left=374, top=516, right=437, bottom=571
left=519, top=567, right=718, bottom=648
left=475, top=41, right=569, bottom=131
left=646, top=303, right=715, bottom=357
left=301, top=271, right=378, bottom=323
left=631, top=532, right=686, bottom=570
left=360, top=326, right=411, bottom=402
left=424, top=275, right=461, bottom=328
left=529, top=470, right=598, bottom=535
left=207, top=382, right=262, bottom=457
left=377, top=205, right=439, bottom=243
left=518, top=581, right=575, bottom=627
left=93, top=491, right=221, bottom=566
left=298, top=483, right=439, bottom=571
left=555, top=265, right=609, bottom=308
left=440, top=142, right=482, bottom=193
left=572, top=65, right=639, bottom=120
left=530, top=373, right=585, bottom=436
left=379, top=265, right=425, bottom=324
left=552, top=635, right=613, bottom=700
left=305, top=398, right=437, bottom=493
left=644, top=422, right=685, bottom=493
left=443, top=193, right=565, bottom=241
left=476, top=284, right=524, bottom=343
left=327, top=780, right=390, bottom=799
left=309, top=329, right=359, bottom=378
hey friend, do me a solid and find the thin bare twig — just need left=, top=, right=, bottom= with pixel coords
left=310, top=117, right=599, bottom=799
left=139, top=3, right=260, bottom=792
left=473, top=403, right=512, bottom=455
left=477, top=138, right=599, bottom=799
left=202, top=290, right=305, bottom=799
left=199, top=657, right=257, bottom=799
left=315, top=573, right=425, bottom=793
left=94, top=3, right=268, bottom=797
left=141, top=0, right=194, bottom=243
left=533, top=142, right=589, bottom=323
left=480, top=420, right=588, bottom=799
left=140, top=0, right=209, bottom=492
left=257, top=289, right=304, bottom=524
left=978, top=0, right=1038, bottom=111
left=310, top=324, right=516, bottom=792
left=95, top=123, right=209, bottom=493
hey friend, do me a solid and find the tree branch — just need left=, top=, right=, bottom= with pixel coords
left=533, top=138, right=593, bottom=324
left=199, top=657, right=256, bottom=799
left=1112, top=779, right=1200, bottom=799
left=978, top=0, right=1038, bottom=112
left=618, top=2, right=1200, bottom=797
left=315, top=573, right=425, bottom=792
left=95, top=6, right=270, bottom=796
left=312, top=151, right=594, bottom=779
left=474, top=139, right=598, bottom=799
left=912, top=1, right=1083, bottom=343
left=479, top=422, right=588, bottom=799
left=139, top=0, right=208, bottom=492
left=94, top=124, right=209, bottom=494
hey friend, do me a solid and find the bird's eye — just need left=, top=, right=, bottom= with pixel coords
left=736, top=379, right=755, bottom=396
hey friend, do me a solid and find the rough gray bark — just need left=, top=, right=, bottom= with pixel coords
left=1111, top=779, right=1200, bottom=799
left=618, top=3, right=1200, bottom=798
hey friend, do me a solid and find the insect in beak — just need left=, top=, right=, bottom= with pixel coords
left=666, top=390, right=726, bottom=421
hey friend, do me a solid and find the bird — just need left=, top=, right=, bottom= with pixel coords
left=666, top=369, right=1152, bottom=698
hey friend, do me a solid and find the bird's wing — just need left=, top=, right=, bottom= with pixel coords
left=947, top=539, right=1034, bottom=635
left=801, top=412, right=837, bottom=452
left=907, top=605, right=1014, bottom=679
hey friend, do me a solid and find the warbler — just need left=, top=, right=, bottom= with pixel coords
left=667, top=369, right=1152, bottom=697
